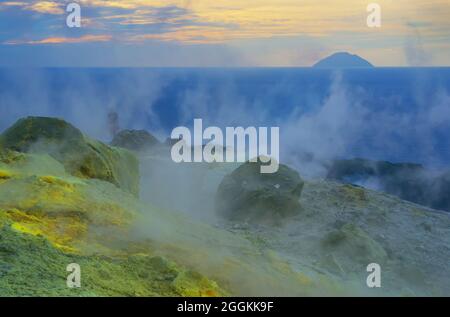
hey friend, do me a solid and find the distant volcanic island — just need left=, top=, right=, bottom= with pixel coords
left=313, top=52, right=374, bottom=68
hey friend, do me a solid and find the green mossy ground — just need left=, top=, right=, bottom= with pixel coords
left=0, top=120, right=226, bottom=297
left=0, top=221, right=220, bottom=296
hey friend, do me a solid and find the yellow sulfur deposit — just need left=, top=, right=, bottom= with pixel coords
left=0, top=169, right=14, bottom=181
left=7, top=208, right=86, bottom=254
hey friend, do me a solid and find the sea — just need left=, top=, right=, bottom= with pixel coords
left=1, top=67, right=449, bottom=170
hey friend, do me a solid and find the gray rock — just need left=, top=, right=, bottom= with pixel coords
left=111, top=129, right=160, bottom=152
left=0, top=116, right=139, bottom=196
left=215, top=159, right=304, bottom=223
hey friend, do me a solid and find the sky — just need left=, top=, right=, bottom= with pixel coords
left=0, top=0, right=449, bottom=66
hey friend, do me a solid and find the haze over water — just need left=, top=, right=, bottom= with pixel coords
left=1, top=67, right=449, bottom=171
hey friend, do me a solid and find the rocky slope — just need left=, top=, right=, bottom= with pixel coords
left=1, top=118, right=449, bottom=296
left=327, top=158, right=450, bottom=212
left=138, top=143, right=450, bottom=296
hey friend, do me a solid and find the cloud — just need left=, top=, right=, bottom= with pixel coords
left=130, top=26, right=236, bottom=44
left=0, top=0, right=449, bottom=65
left=0, top=1, right=65, bottom=14
left=0, top=2, right=27, bottom=8
left=27, top=1, right=65, bottom=14
left=3, top=0, right=449, bottom=45
left=4, top=34, right=112, bottom=45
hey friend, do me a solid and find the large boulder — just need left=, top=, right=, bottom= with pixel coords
left=215, top=159, right=304, bottom=223
left=0, top=117, right=139, bottom=196
left=111, top=129, right=160, bottom=152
